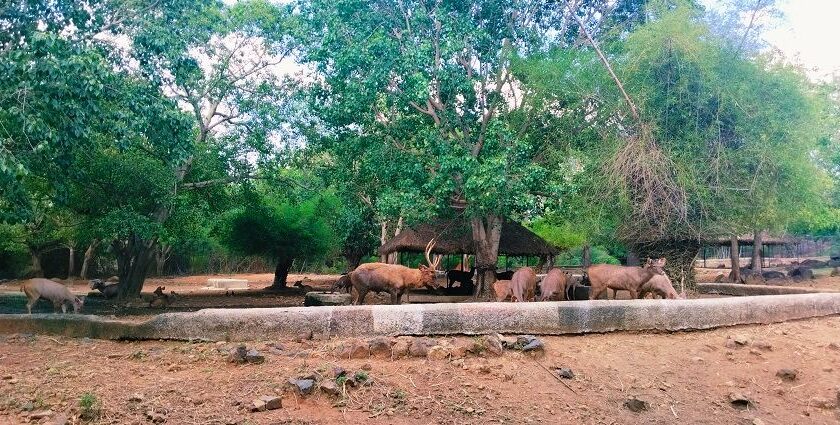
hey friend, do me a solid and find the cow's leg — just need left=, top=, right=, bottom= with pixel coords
left=356, top=288, right=369, bottom=305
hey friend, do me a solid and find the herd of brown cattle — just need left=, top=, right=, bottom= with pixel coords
left=345, top=239, right=683, bottom=305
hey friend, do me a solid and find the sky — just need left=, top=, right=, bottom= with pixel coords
left=703, top=0, right=840, bottom=80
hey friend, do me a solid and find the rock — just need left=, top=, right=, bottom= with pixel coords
left=752, top=418, right=766, bottom=425
left=251, top=399, right=267, bottom=412
left=749, top=348, right=762, bottom=356
left=288, top=379, right=315, bottom=396
left=128, top=393, right=144, bottom=402
left=829, top=342, right=839, bottom=351
left=409, top=338, right=435, bottom=357
left=304, top=291, right=352, bottom=306
left=49, top=413, right=69, bottom=425
left=320, top=380, right=340, bottom=396
left=623, top=397, right=649, bottom=412
left=518, top=336, right=544, bottom=354
left=368, top=337, right=393, bottom=358
left=144, top=408, right=167, bottom=424
left=261, top=396, right=282, bottom=410
left=724, top=339, right=739, bottom=349
left=499, top=335, right=518, bottom=349
left=333, top=367, right=347, bottom=378
left=776, top=368, right=798, bottom=381
left=732, top=335, right=749, bottom=346
left=810, top=397, right=836, bottom=409
left=360, top=363, right=372, bottom=371
left=449, top=341, right=469, bottom=359
left=21, top=402, right=35, bottom=412
left=822, top=366, right=833, bottom=372
left=427, top=345, right=450, bottom=361
left=482, top=334, right=504, bottom=356
left=2, top=375, right=13, bottom=380
left=350, top=342, right=370, bottom=359
left=391, top=337, right=412, bottom=359
left=729, top=392, right=755, bottom=410
left=753, top=341, right=773, bottom=351
left=295, top=330, right=314, bottom=342
left=29, top=410, right=53, bottom=420
left=245, top=349, right=265, bottom=364
left=228, top=345, right=248, bottom=364
left=555, top=368, right=574, bottom=379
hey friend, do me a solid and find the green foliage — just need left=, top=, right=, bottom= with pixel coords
left=79, top=392, right=101, bottom=421
left=219, top=194, right=337, bottom=269
left=555, top=246, right=621, bottom=266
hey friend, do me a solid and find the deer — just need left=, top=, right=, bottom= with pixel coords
left=349, top=239, right=442, bottom=305
left=587, top=258, right=667, bottom=300
left=538, top=268, right=569, bottom=301
left=509, top=267, right=537, bottom=302
left=492, top=279, right=512, bottom=301
left=638, top=273, right=682, bottom=299
left=21, top=278, right=84, bottom=314
left=331, top=273, right=352, bottom=293
left=89, top=279, right=120, bottom=299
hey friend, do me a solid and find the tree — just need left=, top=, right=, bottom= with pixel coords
left=297, top=0, right=648, bottom=297
left=219, top=194, right=336, bottom=289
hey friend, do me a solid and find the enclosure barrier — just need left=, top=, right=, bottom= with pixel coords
left=696, top=283, right=840, bottom=296
left=1, top=293, right=840, bottom=341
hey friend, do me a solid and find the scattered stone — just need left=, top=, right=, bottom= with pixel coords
left=1, top=375, right=12, bottom=380
left=295, top=330, right=314, bottom=342
left=499, top=335, right=518, bottom=349
left=261, top=396, right=282, bottom=410
left=320, top=380, right=340, bottom=396
left=21, top=402, right=35, bottom=412
left=251, top=399, right=267, bottom=412
left=409, top=338, right=435, bottom=357
left=333, top=367, right=347, bottom=378
left=29, top=410, right=53, bottom=420
left=49, top=413, right=69, bottom=425
left=724, top=339, right=739, bottom=349
left=427, top=345, right=450, bottom=361
left=128, top=393, right=144, bottom=402
left=450, top=339, right=471, bottom=359
left=776, top=368, right=798, bottom=381
left=810, top=397, right=836, bottom=409
left=338, top=342, right=370, bottom=359
left=288, top=379, right=315, bottom=396
left=245, top=349, right=265, bottom=364
left=360, top=363, right=372, bottom=371
left=829, top=342, right=839, bottom=351
left=729, top=392, right=755, bottom=410
left=822, top=366, right=833, bottom=372
left=732, top=335, right=749, bottom=346
left=749, top=349, right=762, bottom=356
left=228, top=345, right=248, bottom=364
left=482, top=334, right=503, bottom=356
left=368, top=337, right=393, bottom=358
left=753, top=341, right=773, bottom=351
left=391, top=337, right=412, bottom=359
left=518, top=336, right=544, bottom=354
left=752, top=418, right=766, bottom=425
left=144, top=408, right=167, bottom=423
left=623, top=397, right=649, bottom=413
left=555, top=368, right=575, bottom=379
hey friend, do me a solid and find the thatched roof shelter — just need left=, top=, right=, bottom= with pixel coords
left=378, top=219, right=560, bottom=257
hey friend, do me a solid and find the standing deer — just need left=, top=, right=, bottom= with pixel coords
left=350, top=240, right=442, bottom=305
left=587, top=258, right=667, bottom=300
left=538, top=268, right=569, bottom=301
left=509, top=267, right=537, bottom=302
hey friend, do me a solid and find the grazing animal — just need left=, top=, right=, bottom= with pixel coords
left=148, top=286, right=172, bottom=308
left=638, top=274, right=681, bottom=299
left=492, top=279, right=512, bottom=301
left=538, top=268, right=569, bottom=301
left=293, top=278, right=314, bottom=293
left=509, top=267, right=537, bottom=302
left=89, top=279, right=120, bottom=299
left=446, top=267, right=475, bottom=289
left=587, top=258, right=667, bottom=300
left=331, top=274, right=352, bottom=293
left=495, top=270, right=515, bottom=280
left=350, top=240, right=442, bottom=305
left=21, top=278, right=84, bottom=314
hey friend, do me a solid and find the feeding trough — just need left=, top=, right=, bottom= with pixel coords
left=206, top=278, right=249, bottom=290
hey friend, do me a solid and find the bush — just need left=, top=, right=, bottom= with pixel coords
left=79, top=392, right=101, bottom=421
left=555, top=246, right=620, bottom=266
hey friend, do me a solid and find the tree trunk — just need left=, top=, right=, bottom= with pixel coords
left=582, top=244, right=592, bottom=267
left=155, top=245, right=172, bottom=277
left=730, top=235, right=740, bottom=283
left=80, top=239, right=100, bottom=280
left=387, top=216, right=403, bottom=265
left=379, top=221, right=389, bottom=263
left=29, top=248, right=44, bottom=278
left=114, top=235, right=157, bottom=300
left=470, top=215, right=503, bottom=299
left=67, top=243, right=76, bottom=279
left=270, top=257, right=294, bottom=289
left=751, top=229, right=763, bottom=273
left=632, top=239, right=700, bottom=291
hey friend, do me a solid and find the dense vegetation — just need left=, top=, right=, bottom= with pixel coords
left=1, top=0, right=836, bottom=296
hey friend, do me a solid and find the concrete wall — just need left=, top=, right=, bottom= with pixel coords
left=1, top=293, right=839, bottom=341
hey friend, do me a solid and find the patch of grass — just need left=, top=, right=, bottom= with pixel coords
left=335, top=375, right=347, bottom=386
left=79, top=392, right=101, bottom=421
left=353, top=371, right=368, bottom=382
left=390, top=388, right=407, bottom=402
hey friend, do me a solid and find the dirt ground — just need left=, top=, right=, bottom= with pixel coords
left=1, top=316, right=839, bottom=424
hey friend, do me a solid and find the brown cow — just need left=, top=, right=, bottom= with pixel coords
left=509, top=267, right=537, bottom=302
left=587, top=258, right=667, bottom=300
left=538, top=268, right=568, bottom=301
left=492, top=279, right=512, bottom=301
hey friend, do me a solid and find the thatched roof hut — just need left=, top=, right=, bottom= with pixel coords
left=378, top=219, right=560, bottom=257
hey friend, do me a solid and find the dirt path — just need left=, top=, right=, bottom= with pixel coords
left=1, top=317, right=838, bottom=424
